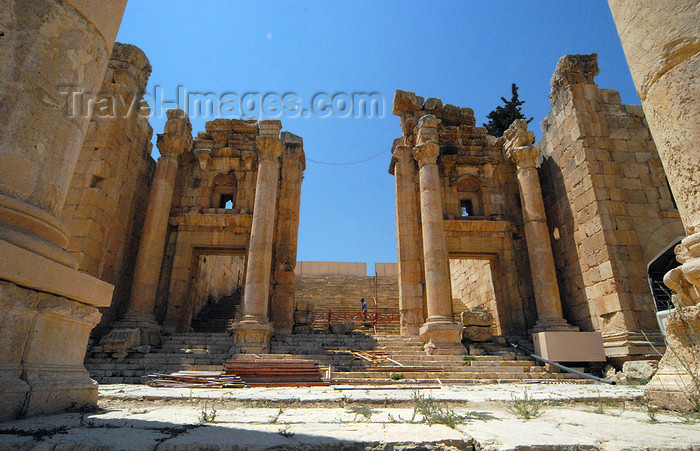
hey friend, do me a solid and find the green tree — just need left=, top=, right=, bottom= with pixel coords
left=483, top=83, right=533, bottom=137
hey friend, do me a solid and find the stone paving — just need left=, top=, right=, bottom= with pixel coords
left=1, top=383, right=698, bottom=450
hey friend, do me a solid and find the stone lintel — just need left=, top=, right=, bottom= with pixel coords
left=0, top=239, right=113, bottom=307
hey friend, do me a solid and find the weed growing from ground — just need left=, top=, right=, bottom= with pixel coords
left=463, top=354, right=476, bottom=362
left=505, top=389, right=544, bottom=420
left=409, top=391, right=495, bottom=429
left=270, top=408, right=284, bottom=424
left=197, top=402, right=217, bottom=424
left=635, top=398, right=659, bottom=423
left=390, top=372, right=404, bottom=381
left=277, top=426, right=294, bottom=438
left=346, top=405, right=374, bottom=422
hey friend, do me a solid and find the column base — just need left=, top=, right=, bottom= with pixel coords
left=602, top=330, right=666, bottom=363
left=645, top=305, right=700, bottom=410
left=532, top=317, right=579, bottom=333
left=419, top=321, right=463, bottom=355
left=400, top=308, right=423, bottom=336
left=0, top=273, right=104, bottom=421
left=232, top=317, right=274, bottom=354
left=99, top=312, right=162, bottom=353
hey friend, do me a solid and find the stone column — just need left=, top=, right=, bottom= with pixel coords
left=100, top=110, right=192, bottom=349
left=233, top=121, right=283, bottom=353
left=413, top=115, right=462, bottom=355
left=504, top=120, right=576, bottom=332
left=0, top=0, right=127, bottom=420
left=391, top=142, right=425, bottom=335
left=607, top=0, right=700, bottom=409
left=270, top=132, right=305, bottom=334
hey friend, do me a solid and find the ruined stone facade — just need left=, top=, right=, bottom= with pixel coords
left=390, top=93, right=537, bottom=342
left=153, top=119, right=305, bottom=337
left=61, top=43, right=155, bottom=336
left=391, top=53, right=684, bottom=361
left=538, top=54, right=684, bottom=360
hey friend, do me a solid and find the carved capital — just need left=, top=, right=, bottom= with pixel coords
left=393, top=144, right=414, bottom=161
left=413, top=141, right=440, bottom=168
left=550, top=53, right=600, bottom=101
left=503, top=119, right=538, bottom=168
left=156, top=109, right=192, bottom=158
left=256, top=137, right=284, bottom=161
left=506, top=146, right=539, bottom=169
left=414, top=114, right=440, bottom=145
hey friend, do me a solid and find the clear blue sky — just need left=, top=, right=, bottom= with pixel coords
left=116, top=1, right=638, bottom=273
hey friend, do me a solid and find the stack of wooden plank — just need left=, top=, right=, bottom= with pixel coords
left=224, top=359, right=329, bottom=387
left=146, top=371, right=246, bottom=388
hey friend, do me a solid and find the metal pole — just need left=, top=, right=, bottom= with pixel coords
left=507, top=340, right=616, bottom=385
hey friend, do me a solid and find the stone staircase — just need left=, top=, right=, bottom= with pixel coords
left=85, top=333, right=234, bottom=384
left=85, top=331, right=588, bottom=385
left=267, top=333, right=586, bottom=385
left=190, top=289, right=242, bottom=333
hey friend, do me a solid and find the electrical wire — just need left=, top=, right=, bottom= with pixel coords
left=305, top=146, right=391, bottom=166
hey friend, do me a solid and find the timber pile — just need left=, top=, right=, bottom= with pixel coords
left=224, top=359, right=329, bottom=387
left=146, top=371, right=246, bottom=388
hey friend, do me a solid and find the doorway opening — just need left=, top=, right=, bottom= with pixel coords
left=449, top=256, right=501, bottom=334
left=190, top=253, right=246, bottom=332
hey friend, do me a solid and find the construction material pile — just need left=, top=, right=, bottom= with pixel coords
left=224, top=359, right=329, bottom=387
left=146, top=371, right=245, bottom=388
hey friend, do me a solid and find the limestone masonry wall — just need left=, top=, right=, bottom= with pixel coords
left=296, top=274, right=399, bottom=317
left=450, top=258, right=499, bottom=332
left=61, top=43, right=156, bottom=336
left=538, top=54, right=684, bottom=359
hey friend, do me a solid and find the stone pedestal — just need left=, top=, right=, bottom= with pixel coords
left=503, top=121, right=577, bottom=333
left=419, top=322, right=464, bottom=356
left=0, top=241, right=113, bottom=421
left=100, top=110, right=192, bottom=349
left=644, top=305, right=700, bottom=410
left=413, top=116, right=462, bottom=354
left=231, top=319, right=274, bottom=355
left=645, top=232, right=700, bottom=409
left=233, top=122, right=283, bottom=353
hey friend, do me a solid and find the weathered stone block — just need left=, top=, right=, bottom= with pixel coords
left=462, top=326, right=493, bottom=342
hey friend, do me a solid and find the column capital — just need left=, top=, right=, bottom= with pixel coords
left=415, top=114, right=440, bottom=145
left=256, top=137, right=284, bottom=161
left=157, top=109, right=192, bottom=159
left=503, top=119, right=538, bottom=168
left=413, top=141, right=440, bottom=168
left=393, top=144, right=414, bottom=160
left=505, top=145, right=539, bottom=169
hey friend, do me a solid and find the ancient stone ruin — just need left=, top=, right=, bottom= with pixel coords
left=0, top=0, right=697, bottom=422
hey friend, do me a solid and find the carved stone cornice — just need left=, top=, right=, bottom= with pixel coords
left=256, top=137, right=284, bottom=161
left=413, top=141, right=440, bottom=168
left=157, top=109, right=192, bottom=159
